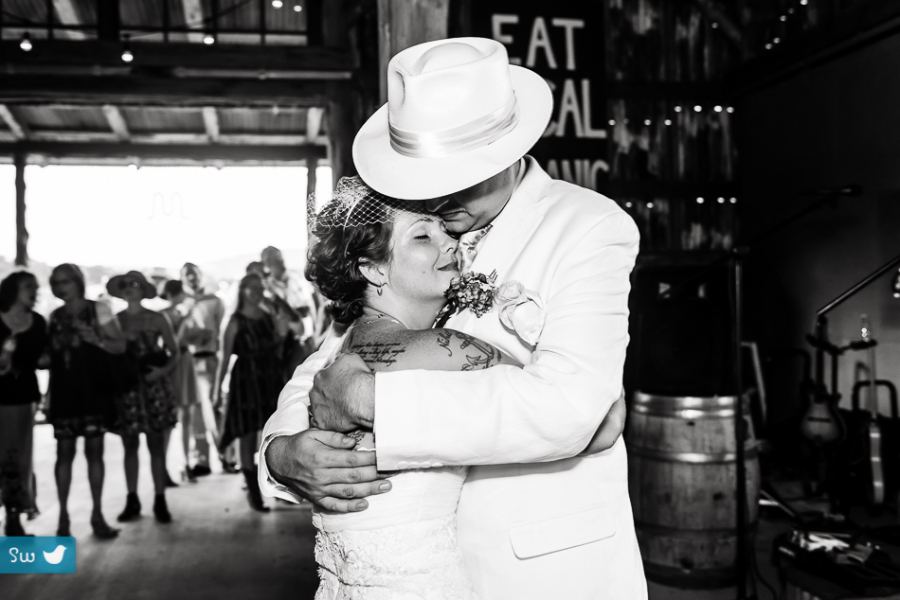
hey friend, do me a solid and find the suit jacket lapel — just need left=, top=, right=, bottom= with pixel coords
left=469, top=157, right=550, bottom=281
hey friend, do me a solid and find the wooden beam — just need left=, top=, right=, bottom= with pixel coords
left=0, top=105, right=30, bottom=140
left=52, top=0, right=89, bottom=40
left=0, top=40, right=354, bottom=74
left=306, top=107, right=324, bottom=141
left=1, top=142, right=327, bottom=162
left=20, top=131, right=326, bottom=145
left=377, top=0, right=449, bottom=103
left=101, top=105, right=130, bottom=141
left=14, top=152, right=28, bottom=266
left=0, top=75, right=329, bottom=107
left=181, top=0, right=206, bottom=44
left=202, top=107, right=220, bottom=143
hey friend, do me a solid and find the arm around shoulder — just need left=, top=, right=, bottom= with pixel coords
left=374, top=211, right=640, bottom=469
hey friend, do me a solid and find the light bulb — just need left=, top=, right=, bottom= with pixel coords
left=697, top=197, right=705, bottom=204
left=20, top=33, right=32, bottom=52
left=608, top=119, right=615, bottom=126
left=204, top=35, right=215, bottom=45
left=293, top=5, right=302, bottom=11
left=646, top=202, right=654, bottom=209
left=693, top=105, right=702, bottom=113
left=643, top=119, right=651, bottom=126
left=674, top=106, right=682, bottom=113
left=717, top=197, right=725, bottom=204
left=730, top=197, right=737, bottom=204
left=714, top=105, right=723, bottom=113
left=272, top=0, right=283, bottom=7
left=625, top=201, right=633, bottom=208
left=726, top=107, right=735, bottom=114
left=664, top=119, right=672, bottom=126
left=121, top=34, right=133, bottom=63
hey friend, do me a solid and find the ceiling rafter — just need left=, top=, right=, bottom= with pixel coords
left=202, top=106, right=220, bottom=142
left=101, top=104, right=131, bottom=141
left=0, top=105, right=30, bottom=140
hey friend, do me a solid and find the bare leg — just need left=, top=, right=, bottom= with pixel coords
left=121, top=434, right=140, bottom=495
left=146, top=431, right=167, bottom=496
left=55, top=438, right=77, bottom=533
left=83, top=436, right=105, bottom=515
left=180, top=407, right=192, bottom=468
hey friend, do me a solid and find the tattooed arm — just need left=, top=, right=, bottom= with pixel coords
left=347, top=328, right=522, bottom=374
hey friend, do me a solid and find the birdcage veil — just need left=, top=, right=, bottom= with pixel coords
left=308, top=176, right=429, bottom=235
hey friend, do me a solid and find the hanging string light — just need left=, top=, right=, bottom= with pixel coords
left=272, top=0, right=283, bottom=7
left=203, top=33, right=215, bottom=45
left=121, top=34, right=134, bottom=63
left=293, top=5, right=302, bottom=12
left=20, top=32, right=32, bottom=52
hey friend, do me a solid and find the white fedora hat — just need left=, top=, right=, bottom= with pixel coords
left=353, top=37, right=553, bottom=200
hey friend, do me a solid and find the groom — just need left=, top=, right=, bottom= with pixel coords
left=260, top=38, right=646, bottom=598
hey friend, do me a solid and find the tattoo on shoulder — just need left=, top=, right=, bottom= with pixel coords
left=351, top=341, right=407, bottom=367
left=434, top=331, right=501, bottom=371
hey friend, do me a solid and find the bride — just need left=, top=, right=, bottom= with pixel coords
left=305, top=176, right=519, bottom=599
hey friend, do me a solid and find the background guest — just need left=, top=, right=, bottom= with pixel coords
left=109, top=271, right=179, bottom=524
left=214, top=273, right=286, bottom=512
left=47, top=263, right=123, bottom=539
left=0, top=271, right=48, bottom=536
left=179, top=263, right=228, bottom=475
left=260, top=246, right=318, bottom=377
left=159, top=280, right=199, bottom=483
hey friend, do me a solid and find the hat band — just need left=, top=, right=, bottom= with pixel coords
left=389, top=96, right=519, bottom=158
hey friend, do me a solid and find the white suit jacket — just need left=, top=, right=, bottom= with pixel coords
left=260, top=158, right=647, bottom=599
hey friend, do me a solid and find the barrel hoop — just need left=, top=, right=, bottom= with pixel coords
left=628, top=445, right=758, bottom=463
left=633, top=391, right=750, bottom=411
left=630, top=404, right=740, bottom=419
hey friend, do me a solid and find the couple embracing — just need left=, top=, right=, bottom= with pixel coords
left=259, top=37, right=647, bottom=599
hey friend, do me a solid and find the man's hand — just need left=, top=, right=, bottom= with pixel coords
left=580, top=391, right=627, bottom=456
left=309, top=354, right=375, bottom=432
left=265, top=429, right=391, bottom=512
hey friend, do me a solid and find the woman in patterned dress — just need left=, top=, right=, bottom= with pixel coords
left=47, top=263, right=124, bottom=539
left=0, top=271, right=48, bottom=537
left=159, top=279, right=199, bottom=483
left=214, top=273, right=287, bottom=511
left=108, top=271, right=180, bottom=524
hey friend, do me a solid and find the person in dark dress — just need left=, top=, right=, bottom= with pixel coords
left=47, top=263, right=124, bottom=539
left=108, top=271, right=179, bottom=525
left=0, top=271, right=48, bottom=537
left=214, top=273, right=286, bottom=511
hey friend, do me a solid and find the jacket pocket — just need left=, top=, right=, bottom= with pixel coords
left=508, top=506, right=617, bottom=559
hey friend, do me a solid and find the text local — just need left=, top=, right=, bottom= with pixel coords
left=491, top=14, right=609, bottom=190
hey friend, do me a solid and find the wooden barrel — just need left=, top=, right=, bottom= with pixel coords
left=627, top=392, right=760, bottom=588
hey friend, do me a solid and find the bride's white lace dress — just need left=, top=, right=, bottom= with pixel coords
left=313, top=464, right=478, bottom=600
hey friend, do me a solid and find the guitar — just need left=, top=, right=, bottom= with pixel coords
left=859, top=314, right=885, bottom=505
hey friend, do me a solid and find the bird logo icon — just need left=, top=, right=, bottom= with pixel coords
left=43, top=545, right=67, bottom=565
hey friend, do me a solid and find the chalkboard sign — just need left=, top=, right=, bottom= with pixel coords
left=469, top=1, right=607, bottom=192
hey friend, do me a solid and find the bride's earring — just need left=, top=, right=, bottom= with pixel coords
left=376, top=282, right=385, bottom=297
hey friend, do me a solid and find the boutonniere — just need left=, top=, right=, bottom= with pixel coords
left=493, top=281, right=545, bottom=346
left=437, top=272, right=546, bottom=346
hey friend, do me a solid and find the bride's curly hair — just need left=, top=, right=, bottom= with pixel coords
left=305, top=177, right=426, bottom=325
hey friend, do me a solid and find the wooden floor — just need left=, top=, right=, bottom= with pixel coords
left=0, top=423, right=862, bottom=600
left=0, top=423, right=320, bottom=600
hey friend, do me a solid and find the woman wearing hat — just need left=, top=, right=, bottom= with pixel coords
left=108, top=270, right=180, bottom=524
left=47, top=263, right=125, bottom=539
